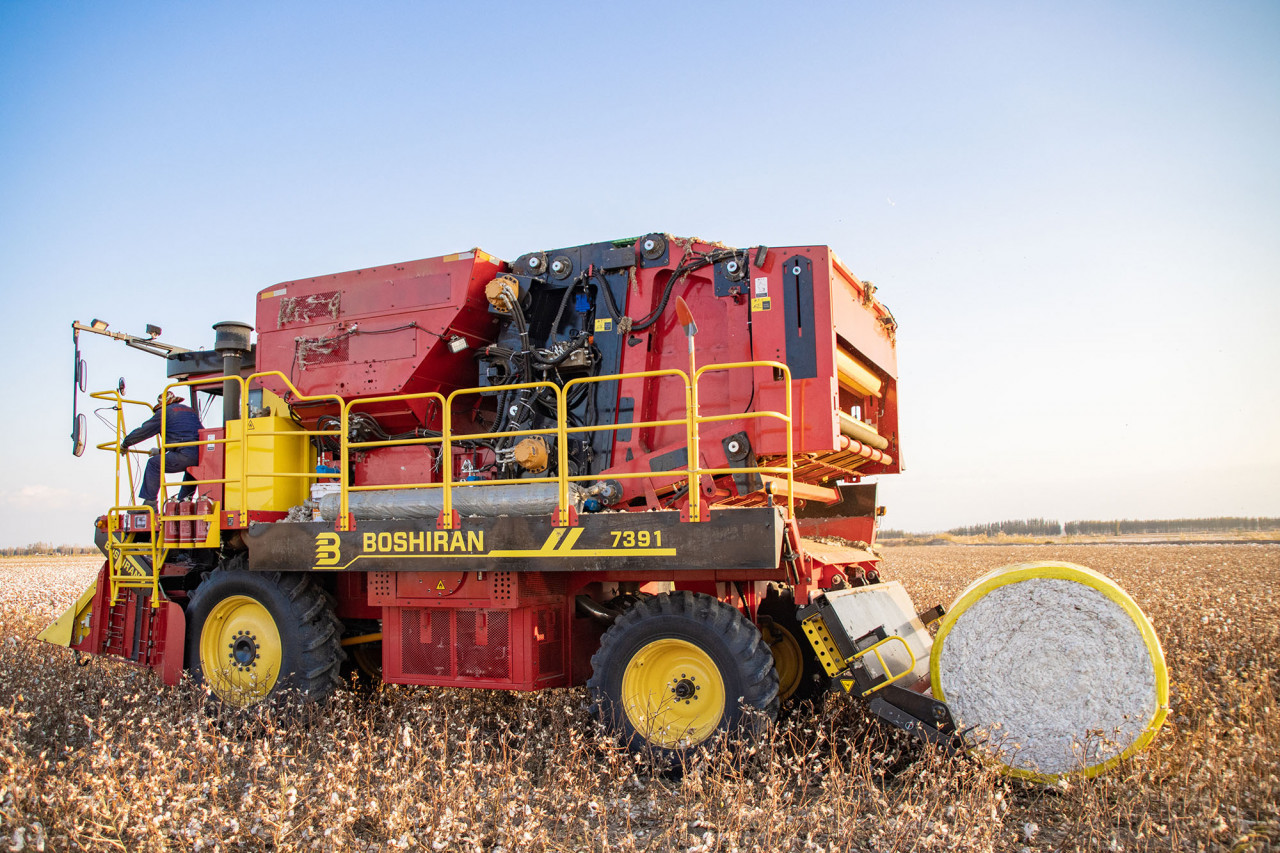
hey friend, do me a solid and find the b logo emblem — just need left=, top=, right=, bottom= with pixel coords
left=314, top=532, right=341, bottom=568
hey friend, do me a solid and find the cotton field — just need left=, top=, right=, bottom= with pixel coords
left=0, top=545, right=1275, bottom=852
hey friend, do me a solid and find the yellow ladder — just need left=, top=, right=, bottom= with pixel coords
left=106, top=508, right=166, bottom=607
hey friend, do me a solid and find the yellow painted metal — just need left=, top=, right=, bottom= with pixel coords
left=91, top=388, right=155, bottom=508
left=105, top=508, right=166, bottom=607
left=198, top=594, right=283, bottom=705
left=441, top=381, right=566, bottom=527
left=223, top=416, right=311, bottom=512
left=513, top=437, right=549, bottom=472
left=759, top=475, right=839, bottom=505
left=852, top=634, right=916, bottom=696
left=621, top=638, right=726, bottom=749
left=761, top=621, right=804, bottom=701
left=835, top=348, right=883, bottom=398
left=801, top=614, right=845, bottom=677
left=94, top=358, right=797, bottom=555
left=930, top=561, right=1170, bottom=783
left=696, top=360, right=794, bottom=520
left=340, top=632, right=383, bottom=646
left=37, top=581, right=97, bottom=647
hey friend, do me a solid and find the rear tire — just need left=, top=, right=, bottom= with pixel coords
left=758, top=589, right=828, bottom=705
left=588, top=591, right=778, bottom=763
left=185, top=560, right=344, bottom=707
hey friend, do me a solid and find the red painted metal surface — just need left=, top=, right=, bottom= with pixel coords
left=189, top=428, right=225, bottom=504
left=75, top=563, right=185, bottom=685
left=163, top=497, right=214, bottom=545
left=253, top=252, right=506, bottom=431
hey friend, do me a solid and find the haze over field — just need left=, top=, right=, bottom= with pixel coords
left=1, top=1, right=1277, bottom=546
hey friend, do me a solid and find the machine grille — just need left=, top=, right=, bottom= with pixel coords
left=456, top=610, right=511, bottom=679
left=400, top=609, right=451, bottom=678
left=535, top=609, right=563, bottom=679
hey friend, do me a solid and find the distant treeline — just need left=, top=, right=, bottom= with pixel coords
left=877, top=517, right=1280, bottom=539
left=948, top=518, right=1063, bottom=537
left=1, top=543, right=97, bottom=557
left=1063, top=517, right=1280, bottom=535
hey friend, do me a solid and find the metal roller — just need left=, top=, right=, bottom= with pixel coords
left=319, top=482, right=584, bottom=521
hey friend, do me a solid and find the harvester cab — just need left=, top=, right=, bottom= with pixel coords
left=44, top=234, right=1167, bottom=780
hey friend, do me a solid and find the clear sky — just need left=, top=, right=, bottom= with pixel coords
left=2, top=1, right=1277, bottom=546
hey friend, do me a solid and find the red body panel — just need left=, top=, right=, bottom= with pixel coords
left=254, top=252, right=506, bottom=430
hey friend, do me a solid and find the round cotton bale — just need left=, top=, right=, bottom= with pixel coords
left=931, top=562, right=1168, bottom=782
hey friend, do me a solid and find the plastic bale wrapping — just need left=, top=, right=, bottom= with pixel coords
left=930, top=561, right=1169, bottom=782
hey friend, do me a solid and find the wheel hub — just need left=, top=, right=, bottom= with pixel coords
left=670, top=675, right=701, bottom=703
left=230, top=630, right=259, bottom=669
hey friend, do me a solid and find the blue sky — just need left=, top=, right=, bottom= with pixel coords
left=2, top=1, right=1277, bottom=545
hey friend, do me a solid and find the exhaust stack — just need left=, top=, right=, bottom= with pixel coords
left=212, top=321, right=253, bottom=422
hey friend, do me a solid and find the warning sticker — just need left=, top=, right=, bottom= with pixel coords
left=594, top=318, right=613, bottom=332
left=754, top=276, right=768, bottom=296
left=751, top=297, right=771, bottom=312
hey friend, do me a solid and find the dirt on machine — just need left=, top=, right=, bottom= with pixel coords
left=45, top=233, right=1168, bottom=777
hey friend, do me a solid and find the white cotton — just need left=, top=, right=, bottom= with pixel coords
left=937, top=574, right=1159, bottom=776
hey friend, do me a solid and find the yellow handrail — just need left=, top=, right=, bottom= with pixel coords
left=104, top=505, right=163, bottom=607
left=852, top=634, right=916, bottom=696
left=95, top=359, right=799, bottom=544
left=694, top=361, right=794, bottom=520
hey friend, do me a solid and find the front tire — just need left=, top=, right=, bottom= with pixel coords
left=185, top=563, right=344, bottom=706
left=588, top=591, right=778, bottom=762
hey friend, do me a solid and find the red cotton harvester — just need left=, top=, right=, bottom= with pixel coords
left=45, top=233, right=964, bottom=763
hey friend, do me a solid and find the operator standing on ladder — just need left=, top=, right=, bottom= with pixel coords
left=121, top=391, right=203, bottom=510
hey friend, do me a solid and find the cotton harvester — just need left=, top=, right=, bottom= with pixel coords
left=44, top=233, right=1168, bottom=775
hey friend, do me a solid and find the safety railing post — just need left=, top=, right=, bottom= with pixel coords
left=440, top=396, right=454, bottom=529
left=555, top=384, right=570, bottom=526
left=339, top=403, right=350, bottom=531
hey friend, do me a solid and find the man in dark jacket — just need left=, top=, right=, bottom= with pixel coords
left=121, top=391, right=203, bottom=509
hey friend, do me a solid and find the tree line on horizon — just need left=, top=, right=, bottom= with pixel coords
left=1, top=543, right=99, bottom=557
left=878, top=516, right=1280, bottom=539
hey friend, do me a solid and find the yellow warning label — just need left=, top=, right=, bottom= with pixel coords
left=594, top=318, right=613, bottom=332
left=751, top=297, right=771, bottom=312
left=436, top=580, right=446, bottom=590
left=839, top=678, right=854, bottom=693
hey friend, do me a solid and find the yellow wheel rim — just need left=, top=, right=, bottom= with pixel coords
left=761, top=622, right=804, bottom=700
left=621, top=638, right=726, bottom=748
left=198, top=595, right=282, bottom=706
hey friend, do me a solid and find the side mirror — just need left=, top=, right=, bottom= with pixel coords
left=71, top=413, right=87, bottom=457
left=117, top=377, right=126, bottom=396
left=75, top=357, right=87, bottom=392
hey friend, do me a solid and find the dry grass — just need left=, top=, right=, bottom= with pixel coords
left=0, top=545, right=1276, bottom=852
